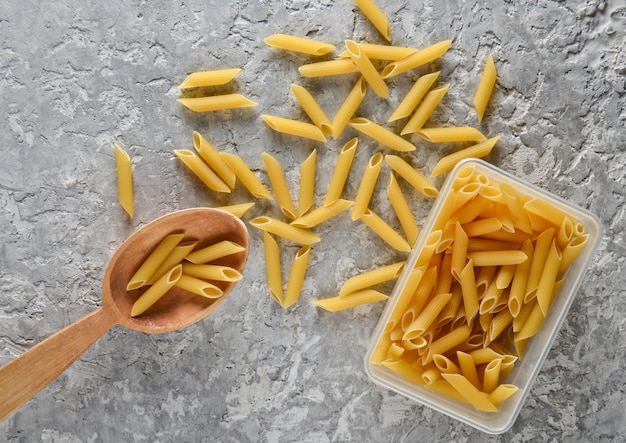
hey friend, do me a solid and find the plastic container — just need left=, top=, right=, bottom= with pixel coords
left=364, top=158, right=602, bottom=434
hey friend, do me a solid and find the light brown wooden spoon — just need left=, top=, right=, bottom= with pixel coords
left=0, top=208, right=249, bottom=422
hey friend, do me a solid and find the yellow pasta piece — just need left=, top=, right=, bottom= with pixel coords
left=535, top=239, right=562, bottom=316
left=174, top=150, right=231, bottom=193
left=178, top=68, right=241, bottom=89
left=332, top=77, right=367, bottom=139
left=352, top=152, right=384, bottom=220
left=401, top=84, right=450, bottom=135
left=440, top=373, right=498, bottom=412
left=495, top=264, right=516, bottom=290
left=488, top=309, right=513, bottom=344
left=261, top=114, right=326, bottom=142
left=556, top=217, right=574, bottom=251
left=500, top=183, right=533, bottom=234
left=131, top=265, right=183, bottom=317
left=524, top=228, right=554, bottom=301
left=290, top=85, right=333, bottom=136
left=176, top=274, right=223, bottom=299
left=523, top=199, right=574, bottom=228
left=450, top=222, right=469, bottom=281
left=385, top=155, right=438, bottom=197
left=127, top=233, right=185, bottom=290
left=298, top=149, right=317, bottom=217
left=508, top=239, right=534, bottom=317
left=473, top=54, right=497, bottom=122
left=114, top=143, right=134, bottom=218
left=181, top=263, right=243, bottom=282
left=249, top=216, right=320, bottom=245
left=177, top=94, right=257, bottom=112
left=339, top=261, right=405, bottom=296
left=215, top=202, right=255, bottom=218
left=382, top=40, right=452, bottom=78
left=290, top=199, right=353, bottom=229
left=404, top=293, right=452, bottom=339
left=482, top=358, right=503, bottom=394
left=284, top=245, right=312, bottom=308
left=515, top=302, right=544, bottom=341
left=459, top=260, right=479, bottom=325
left=262, top=232, right=284, bottom=307
left=185, top=240, right=246, bottom=264
left=558, top=234, right=589, bottom=276
left=148, top=241, right=198, bottom=285
left=339, top=43, right=417, bottom=60
left=414, top=230, right=443, bottom=268
left=354, top=0, right=391, bottom=41
left=324, top=138, right=358, bottom=206
left=466, top=250, right=528, bottom=267
left=487, top=384, right=519, bottom=407
left=388, top=71, right=440, bottom=122
left=219, top=152, right=273, bottom=200
left=456, top=351, right=481, bottom=390
left=424, top=324, right=472, bottom=365
left=264, top=33, right=335, bottom=56
left=462, top=217, right=503, bottom=237
left=345, top=40, right=388, bottom=98
left=433, top=354, right=461, bottom=374
left=298, top=59, right=359, bottom=78
left=349, top=118, right=416, bottom=152
left=360, top=209, right=412, bottom=252
left=193, top=131, right=237, bottom=188
left=381, top=359, right=425, bottom=386
left=315, top=289, right=388, bottom=312
left=430, top=136, right=500, bottom=177
left=416, top=127, right=487, bottom=143
left=262, top=152, right=297, bottom=220
left=387, top=173, right=419, bottom=246
left=387, top=266, right=426, bottom=325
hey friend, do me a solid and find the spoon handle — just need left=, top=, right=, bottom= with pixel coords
left=0, top=306, right=118, bottom=422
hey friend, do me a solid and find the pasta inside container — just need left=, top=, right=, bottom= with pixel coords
left=364, top=158, right=601, bottom=434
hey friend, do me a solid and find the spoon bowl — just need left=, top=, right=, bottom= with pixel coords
left=0, top=208, right=249, bottom=422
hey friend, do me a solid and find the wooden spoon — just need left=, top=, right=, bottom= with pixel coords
left=0, top=208, right=249, bottom=422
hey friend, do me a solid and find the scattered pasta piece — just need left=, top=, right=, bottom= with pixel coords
left=474, top=54, right=497, bottom=122
left=264, top=33, right=335, bottom=56
left=315, top=289, right=388, bottom=312
left=177, top=94, right=257, bottom=112
left=114, top=143, right=134, bottom=218
left=354, top=0, right=391, bottom=41
left=178, top=68, right=241, bottom=89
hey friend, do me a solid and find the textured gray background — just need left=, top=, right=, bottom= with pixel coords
left=0, top=0, right=624, bottom=441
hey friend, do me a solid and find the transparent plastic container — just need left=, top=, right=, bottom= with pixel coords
left=364, top=158, right=602, bottom=434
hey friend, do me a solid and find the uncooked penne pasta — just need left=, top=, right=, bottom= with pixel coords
left=315, top=289, right=388, bottom=312
left=177, top=94, right=257, bottom=112
left=404, top=292, right=452, bottom=339
left=385, top=155, right=438, bottom=197
left=424, top=324, right=472, bottom=364
left=114, top=143, right=134, bottom=218
left=339, top=43, right=417, bottom=61
left=219, top=152, right=273, bottom=200
left=290, top=199, right=353, bottom=229
left=500, top=183, right=533, bottom=234
left=466, top=250, right=528, bottom=267
left=174, top=150, right=231, bottom=193
left=216, top=202, right=255, bottom=218
left=185, top=240, right=246, bottom=264
left=354, top=0, right=391, bottom=41
left=193, top=131, right=237, bottom=188
left=388, top=71, right=440, bottom=122
left=283, top=245, right=312, bottom=308
left=474, top=54, right=497, bottom=122
left=462, top=217, right=503, bottom=237
left=416, top=127, right=487, bottom=143
left=352, top=152, right=384, bottom=220
left=387, top=173, right=419, bottom=246
left=131, top=265, right=183, bottom=317
left=382, top=40, right=452, bottom=78
left=176, top=274, right=223, bottom=299
left=262, top=152, right=297, bottom=220
left=430, top=136, right=499, bottom=177
left=349, top=118, right=416, bottom=152
left=440, top=373, right=498, bottom=412
left=401, top=84, right=450, bottom=135
left=324, top=138, right=358, bottom=206
left=264, top=33, right=335, bottom=56
left=558, top=234, right=589, bottom=276
left=332, top=77, right=367, bottom=139
left=179, top=68, right=241, bottom=89
left=339, top=261, right=405, bottom=296
left=298, top=59, right=359, bottom=78
left=451, top=222, right=469, bottom=281
left=148, top=241, right=198, bottom=285
left=482, top=358, right=503, bottom=394
left=249, top=216, right=321, bottom=245
left=290, top=85, right=333, bottom=136
left=456, top=350, right=481, bottom=390
left=127, top=233, right=185, bottom=290
left=262, top=114, right=326, bottom=142
left=508, top=239, right=533, bottom=317
left=524, top=198, right=574, bottom=228
left=345, top=40, right=388, bottom=98
left=263, top=232, right=284, bottom=307
left=298, top=149, right=317, bottom=217
left=524, top=228, right=554, bottom=301
left=535, top=239, right=562, bottom=316
left=459, top=260, right=479, bottom=325
left=487, top=384, right=519, bottom=407
left=181, top=263, right=243, bottom=282
left=360, top=209, right=412, bottom=252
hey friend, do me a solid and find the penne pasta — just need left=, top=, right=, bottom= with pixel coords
left=487, top=384, right=519, bottom=407
left=181, top=263, right=243, bottom=282
left=404, top=292, right=452, bottom=339
left=401, top=84, right=450, bottom=135
left=261, top=114, right=327, bottom=142
left=354, top=0, right=391, bottom=41
left=473, top=54, right=497, bottom=122
left=262, top=152, right=297, bottom=220
left=193, top=131, right=237, bottom=188
left=339, top=261, right=405, bottom=296
left=315, top=289, right=388, bottom=312
left=339, top=43, right=417, bottom=61
left=381, top=359, right=425, bottom=387
left=459, top=260, right=479, bottom=325
left=430, top=136, right=500, bottom=177
left=558, top=234, right=589, bottom=276
left=332, top=77, right=367, bottom=138
left=215, top=202, right=255, bottom=218
left=127, top=233, right=185, bottom=290
left=382, top=40, right=452, bottom=78
left=440, top=373, right=498, bottom=412
left=290, top=199, right=353, bottom=229
left=535, top=239, right=562, bottom=316
left=148, top=241, right=198, bottom=285
left=264, top=33, right=335, bottom=56
left=388, top=71, right=441, bottom=122
left=185, top=240, right=246, bottom=264
left=416, top=127, right=487, bottom=143
left=523, top=199, right=574, bottom=228
left=262, top=232, right=284, bottom=307
left=345, top=40, right=388, bottom=98
left=298, top=149, right=317, bottom=217
left=178, top=68, right=241, bottom=89
left=360, top=209, right=412, bottom=252
left=324, top=138, right=358, bottom=206
left=290, top=84, right=333, bottom=136
left=114, top=143, right=134, bottom=218
left=524, top=228, right=554, bottom=301
left=284, top=245, right=312, bottom=308
left=298, top=59, right=359, bottom=78
left=466, top=250, right=528, bottom=267
left=349, top=118, right=416, bottom=152
left=352, top=152, right=384, bottom=220
left=462, top=217, right=503, bottom=237
left=249, top=216, right=321, bottom=245
left=386, top=155, right=438, bottom=197
left=176, top=274, right=223, bottom=299
left=387, top=173, right=419, bottom=246
left=174, top=150, right=231, bottom=193
left=482, top=358, right=503, bottom=394
left=451, top=222, right=469, bottom=281
left=131, top=265, right=183, bottom=317
left=219, top=152, right=273, bottom=200
left=456, top=351, right=481, bottom=390
left=424, top=324, right=472, bottom=365
left=177, top=94, right=257, bottom=112
left=500, top=183, right=533, bottom=234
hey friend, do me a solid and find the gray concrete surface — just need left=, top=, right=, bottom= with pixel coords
left=0, top=0, right=624, bottom=441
